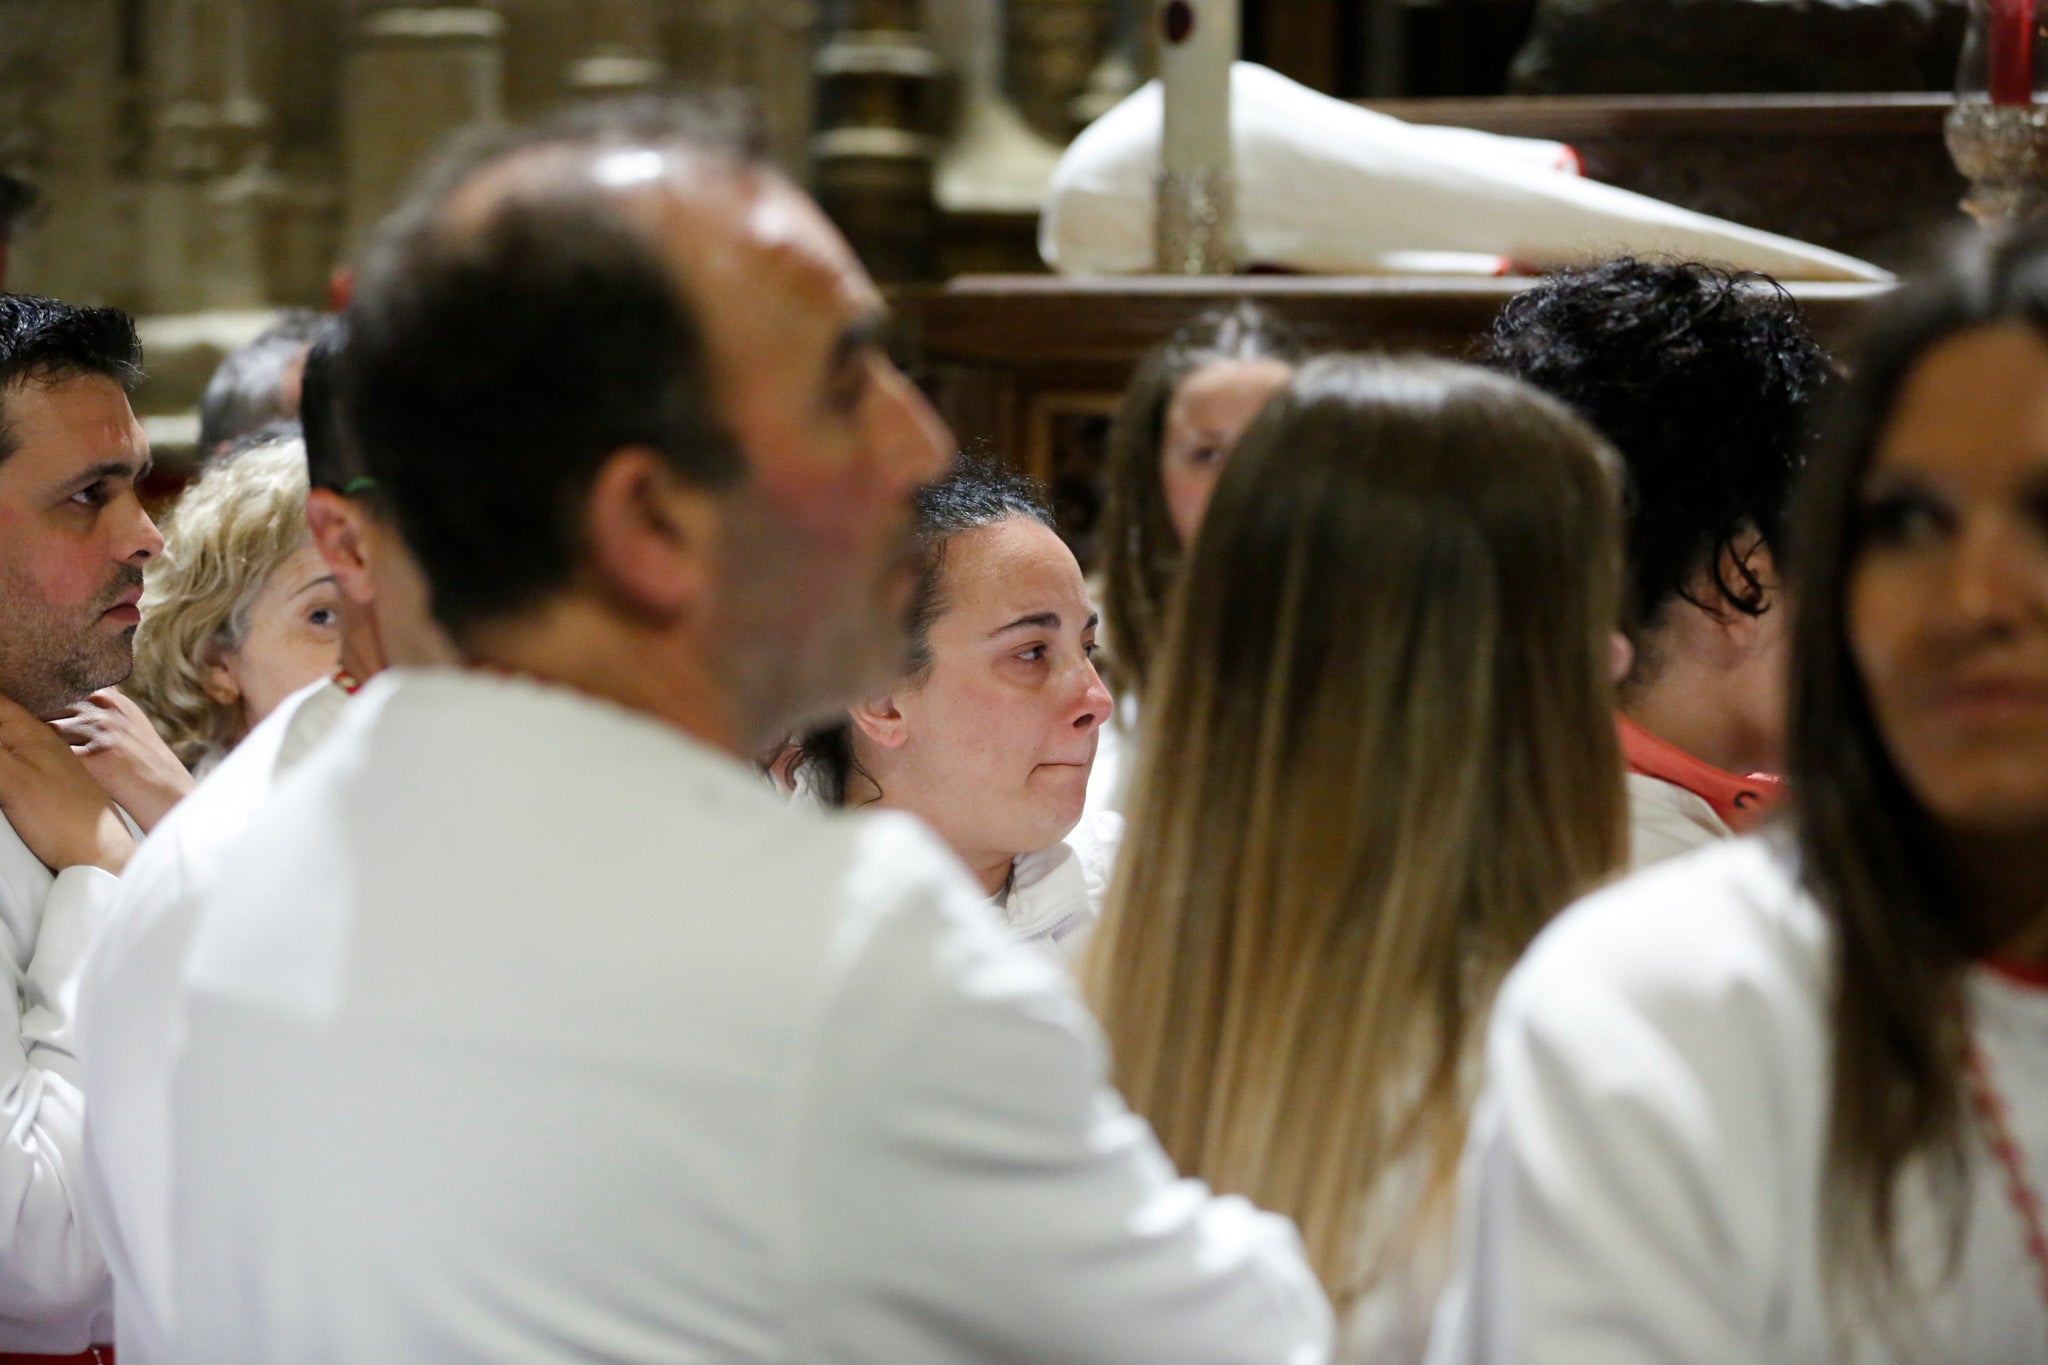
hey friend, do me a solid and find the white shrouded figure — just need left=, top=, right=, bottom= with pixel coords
left=1043, top=62, right=1893, bottom=283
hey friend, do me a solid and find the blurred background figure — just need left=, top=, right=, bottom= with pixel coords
left=194, top=310, right=326, bottom=462
left=126, top=434, right=341, bottom=774
left=1088, top=354, right=1627, bottom=1364
left=1092, top=301, right=1300, bottom=811
left=788, top=457, right=1118, bottom=960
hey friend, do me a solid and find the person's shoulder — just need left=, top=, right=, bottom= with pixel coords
left=122, top=676, right=344, bottom=887
left=833, top=807, right=994, bottom=926
left=1625, top=771, right=1731, bottom=867
left=1500, top=833, right=1828, bottom=1039
left=822, top=804, right=1057, bottom=983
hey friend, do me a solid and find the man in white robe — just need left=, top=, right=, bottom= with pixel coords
left=77, top=320, right=455, bottom=1364
left=0, top=292, right=163, bottom=1357
left=164, top=100, right=1332, bottom=1362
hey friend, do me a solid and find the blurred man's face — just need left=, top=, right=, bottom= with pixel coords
left=642, top=165, right=952, bottom=738
left=0, top=373, right=162, bottom=718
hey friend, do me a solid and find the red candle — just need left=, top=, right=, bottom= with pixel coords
left=1991, top=0, right=2037, bottom=106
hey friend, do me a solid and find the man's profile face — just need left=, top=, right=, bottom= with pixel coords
left=645, top=165, right=952, bottom=731
left=0, top=373, right=162, bottom=718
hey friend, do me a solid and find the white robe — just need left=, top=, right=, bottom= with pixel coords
left=1428, top=834, right=2048, bottom=1363
left=164, top=668, right=1331, bottom=1361
left=1000, top=809, right=1122, bottom=962
left=77, top=676, right=350, bottom=1364
left=1624, top=770, right=1730, bottom=871
left=0, top=807, right=121, bottom=1350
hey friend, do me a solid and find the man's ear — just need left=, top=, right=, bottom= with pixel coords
left=305, top=489, right=377, bottom=606
left=582, top=447, right=719, bottom=620
left=849, top=693, right=909, bottom=750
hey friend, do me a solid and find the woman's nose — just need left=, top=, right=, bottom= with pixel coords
left=1945, top=512, right=2048, bottom=633
left=1070, top=662, right=1112, bottom=731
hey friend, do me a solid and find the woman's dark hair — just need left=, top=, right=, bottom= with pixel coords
left=1787, top=223, right=2048, bottom=1322
left=1481, top=258, right=1832, bottom=667
left=787, top=455, right=1054, bottom=805
left=1098, top=301, right=1303, bottom=700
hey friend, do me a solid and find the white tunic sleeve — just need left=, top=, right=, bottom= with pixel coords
left=797, top=816, right=1332, bottom=1364
left=1428, top=840, right=1820, bottom=1365
left=0, top=855, right=119, bottom=1330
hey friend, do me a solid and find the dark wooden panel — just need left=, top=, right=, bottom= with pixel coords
left=892, top=273, right=1892, bottom=564
left=1245, top=0, right=1346, bottom=95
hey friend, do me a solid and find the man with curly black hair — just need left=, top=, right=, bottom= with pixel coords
left=1483, top=257, right=1833, bottom=867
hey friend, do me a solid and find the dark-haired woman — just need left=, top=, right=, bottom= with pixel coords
left=1090, top=302, right=1300, bottom=812
left=789, top=459, right=1119, bottom=960
left=1481, top=257, right=1833, bottom=870
left=1430, top=230, right=2048, bottom=1361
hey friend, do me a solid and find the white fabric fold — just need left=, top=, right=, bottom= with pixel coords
left=1042, top=63, right=1892, bottom=284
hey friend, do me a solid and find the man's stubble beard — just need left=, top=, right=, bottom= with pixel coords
left=0, top=559, right=144, bottom=719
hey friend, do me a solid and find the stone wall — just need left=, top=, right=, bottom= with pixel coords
left=1, top=0, right=819, bottom=316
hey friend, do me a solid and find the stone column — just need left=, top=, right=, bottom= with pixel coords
left=1007, top=0, right=1112, bottom=143
left=666, top=0, right=819, bottom=182
left=0, top=0, right=133, bottom=307
left=567, top=0, right=664, bottom=97
left=926, top=0, right=1063, bottom=215
left=812, top=0, right=941, bottom=281
left=145, top=0, right=280, bottom=312
left=343, top=3, right=505, bottom=256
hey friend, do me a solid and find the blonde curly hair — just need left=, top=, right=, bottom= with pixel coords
left=129, top=436, right=312, bottom=769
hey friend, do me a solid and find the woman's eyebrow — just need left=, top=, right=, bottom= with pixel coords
left=988, top=612, right=1061, bottom=637
left=288, top=574, right=339, bottom=602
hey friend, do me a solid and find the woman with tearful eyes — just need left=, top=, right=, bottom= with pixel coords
left=1430, top=228, right=2048, bottom=1364
left=127, top=435, right=343, bottom=774
left=786, top=458, right=1119, bottom=960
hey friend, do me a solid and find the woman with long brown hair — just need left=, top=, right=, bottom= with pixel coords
left=1085, top=354, right=1627, bottom=1361
left=1098, top=301, right=1301, bottom=700
left=1431, top=228, right=2048, bottom=1362
left=1088, top=303, right=1301, bottom=812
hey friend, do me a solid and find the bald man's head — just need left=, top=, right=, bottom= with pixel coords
left=340, top=96, right=950, bottom=740
left=340, top=98, right=764, bottom=639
